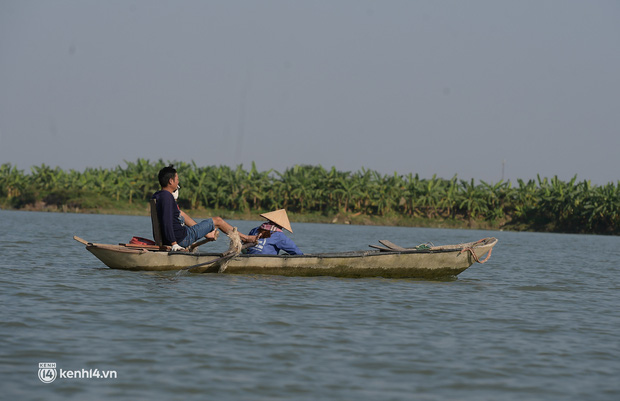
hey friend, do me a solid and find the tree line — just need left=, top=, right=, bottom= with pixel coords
left=1, top=159, right=618, bottom=235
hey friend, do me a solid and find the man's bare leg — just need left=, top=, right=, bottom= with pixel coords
left=212, top=217, right=258, bottom=243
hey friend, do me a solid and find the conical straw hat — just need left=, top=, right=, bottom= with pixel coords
left=260, top=209, right=293, bottom=233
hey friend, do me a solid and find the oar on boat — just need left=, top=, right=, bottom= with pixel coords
left=378, top=240, right=408, bottom=251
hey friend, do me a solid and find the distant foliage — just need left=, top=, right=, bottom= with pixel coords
left=1, top=160, right=619, bottom=235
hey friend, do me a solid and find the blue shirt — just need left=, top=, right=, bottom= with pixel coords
left=245, top=227, right=303, bottom=255
left=152, top=190, right=187, bottom=245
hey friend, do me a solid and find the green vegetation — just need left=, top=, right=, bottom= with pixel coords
left=1, top=159, right=619, bottom=235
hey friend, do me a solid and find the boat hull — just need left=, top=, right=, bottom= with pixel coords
left=84, top=237, right=498, bottom=279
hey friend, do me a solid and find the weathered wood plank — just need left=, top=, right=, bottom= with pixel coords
left=368, top=244, right=395, bottom=252
left=378, top=240, right=408, bottom=251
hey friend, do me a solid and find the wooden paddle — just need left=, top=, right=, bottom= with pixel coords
left=378, top=240, right=408, bottom=251
left=369, top=240, right=408, bottom=252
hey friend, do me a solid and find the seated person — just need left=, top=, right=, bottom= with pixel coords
left=152, top=165, right=257, bottom=251
left=245, top=209, right=303, bottom=255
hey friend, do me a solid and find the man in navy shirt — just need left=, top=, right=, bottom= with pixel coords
left=246, top=209, right=302, bottom=255
left=152, top=165, right=258, bottom=251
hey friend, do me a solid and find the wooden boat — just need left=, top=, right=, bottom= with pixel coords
left=74, top=235, right=498, bottom=279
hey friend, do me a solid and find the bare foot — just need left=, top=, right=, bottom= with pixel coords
left=240, top=234, right=259, bottom=244
left=205, top=229, right=219, bottom=242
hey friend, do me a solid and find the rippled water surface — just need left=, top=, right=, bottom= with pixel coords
left=1, top=210, right=619, bottom=400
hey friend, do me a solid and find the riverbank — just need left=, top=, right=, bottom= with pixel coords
left=3, top=161, right=618, bottom=235
left=1, top=201, right=509, bottom=232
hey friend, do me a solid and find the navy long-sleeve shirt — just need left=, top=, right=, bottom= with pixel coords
left=152, top=190, right=186, bottom=245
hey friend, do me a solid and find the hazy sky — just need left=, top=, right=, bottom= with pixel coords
left=1, top=0, right=619, bottom=184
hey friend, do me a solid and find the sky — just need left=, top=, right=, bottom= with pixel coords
left=1, top=0, right=619, bottom=185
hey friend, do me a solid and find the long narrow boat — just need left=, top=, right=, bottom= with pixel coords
left=74, top=236, right=498, bottom=279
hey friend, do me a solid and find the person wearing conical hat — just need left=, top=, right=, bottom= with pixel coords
left=245, top=209, right=303, bottom=255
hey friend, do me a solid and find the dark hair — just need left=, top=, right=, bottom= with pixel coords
left=158, top=164, right=177, bottom=187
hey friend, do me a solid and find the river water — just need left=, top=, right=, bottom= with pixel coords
left=1, top=209, right=619, bottom=400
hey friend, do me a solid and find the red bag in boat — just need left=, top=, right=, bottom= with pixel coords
left=129, top=236, right=157, bottom=246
